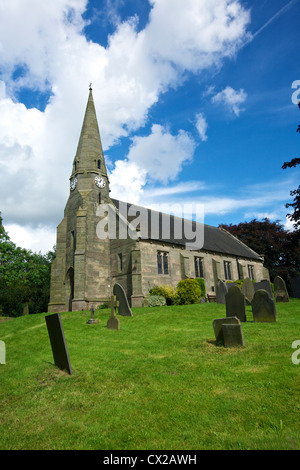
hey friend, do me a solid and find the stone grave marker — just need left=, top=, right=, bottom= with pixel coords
left=242, top=278, right=255, bottom=305
left=86, top=305, right=97, bottom=324
left=113, top=283, right=133, bottom=317
left=274, top=276, right=289, bottom=303
left=216, top=280, right=227, bottom=304
left=225, top=285, right=246, bottom=322
left=45, top=313, right=72, bottom=375
left=107, top=295, right=120, bottom=330
left=222, top=324, right=245, bottom=348
left=213, top=316, right=240, bottom=345
left=22, top=303, right=29, bottom=315
left=252, top=289, right=277, bottom=322
left=0, top=340, right=5, bottom=364
left=254, top=280, right=273, bottom=299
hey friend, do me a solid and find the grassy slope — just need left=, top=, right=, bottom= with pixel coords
left=0, top=300, right=300, bottom=450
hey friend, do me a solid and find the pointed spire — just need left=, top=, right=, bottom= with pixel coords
left=74, top=87, right=106, bottom=174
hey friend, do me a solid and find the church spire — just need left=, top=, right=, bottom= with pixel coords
left=72, top=87, right=107, bottom=176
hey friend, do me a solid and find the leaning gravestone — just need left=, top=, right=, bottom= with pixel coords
left=45, top=313, right=72, bottom=375
left=0, top=340, right=5, bottom=364
left=274, top=276, right=289, bottom=303
left=222, top=324, right=245, bottom=348
left=213, top=317, right=241, bottom=345
left=216, top=280, right=227, bottom=305
left=252, top=289, right=277, bottom=322
left=113, top=283, right=133, bottom=317
left=254, top=280, right=273, bottom=299
left=107, top=295, right=120, bottom=330
left=225, top=285, right=246, bottom=322
left=242, top=278, right=255, bottom=305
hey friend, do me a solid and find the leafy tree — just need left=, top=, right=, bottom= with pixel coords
left=282, top=102, right=300, bottom=230
left=0, top=213, right=55, bottom=316
left=219, top=218, right=300, bottom=289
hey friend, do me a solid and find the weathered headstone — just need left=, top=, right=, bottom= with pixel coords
left=86, top=305, right=97, bottom=324
left=45, top=313, right=72, bottom=374
left=242, top=278, right=255, bottom=305
left=113, top=283, right=133, bottom=317
left=107, top=295, right=120, bottom=330
left=252, top=289, right=277, bottom=322
left=213, top=317, right=241, bottom=345
left=216, top=280, right=227, bottom=304
left=0, top=340, right=6, bottom=364
left=274, top=276, right=289, bottom=303
left=222, top=324, right=245, bottom=348
left=22, top=303, right=29, bottom=316
left=254, top=280, right=273, bottom=299
left=225, top=285, right=246, bottom=322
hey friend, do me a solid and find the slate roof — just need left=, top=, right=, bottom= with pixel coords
left=111, top=199, right=262, bottom=261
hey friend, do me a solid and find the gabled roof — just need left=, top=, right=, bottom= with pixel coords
left=111, top=199, right=262, bottom=261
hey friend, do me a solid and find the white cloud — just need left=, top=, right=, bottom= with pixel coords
left=195, top=113, right=208, bottom=141
left=6, top=224, right=56, bottom=254
left=0, top=0, right=252, bottom=251
left=212, top=86, right=247, bottom=116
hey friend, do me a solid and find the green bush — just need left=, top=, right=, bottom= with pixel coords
left=195, top=278, right=206, bottom=298
left=175, top=279, right=201, bottom=305
left=147, top=295, right=167, bottom=307
left=149, top=285, right=176, bottom=305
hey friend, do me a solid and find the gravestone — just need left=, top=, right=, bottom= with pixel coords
left=0, top=340, right=5, bottom=364
left=225, top=285, right=246, bottom=322
left=213, top=317, right=240, bottom=345
left=242, top=278, right=255, bottom=305
left=86, top=305, right=97, bottom=324
left=254, top=280, right=273, bottom=299
left=252, top=289, right=277, bottom=322
left=45, top=313, right=72, bottom=374
left=274, top=276, right=289, bottom=303
left=222, top=324, right=245, bottom=348
left=22, top=303, right=29, bottom=315
left=107, top=295, right=120, bottom=330
left=113, top=283, right=133, bottom=317
left=216, top=280, right=227, bottom=304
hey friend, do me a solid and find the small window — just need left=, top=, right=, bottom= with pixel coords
left=118, top=253, right=123, bottom=272
left=98, top=193, right=101, bottom=205
left=224, top=261, right=232, bottom=280
left=97, top=159, right=101, bottom=169
left=248, top=265, right=255, bottom=280
left=194, top=257, right=204, bottom=278
left=157, top=251, right=168, bottom=275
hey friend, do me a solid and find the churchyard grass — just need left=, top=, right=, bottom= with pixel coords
left=0, top=299, right=299, bottom=450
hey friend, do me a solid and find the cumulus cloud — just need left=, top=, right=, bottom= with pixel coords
left=212, top=86, right=247, bottom=116
left=195, top=113, right=208, bottom=141
left=0, top=0, right=252, bottom=251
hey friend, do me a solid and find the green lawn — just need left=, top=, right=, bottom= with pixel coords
left=0, top=299, right=300, bottom=450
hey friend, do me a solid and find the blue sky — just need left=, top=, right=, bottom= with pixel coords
left=0, top=0, right=299, bottom=253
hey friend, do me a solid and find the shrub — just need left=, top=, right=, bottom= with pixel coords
left=149, top=285, right=176, bottom=305
left=175, top=279, right=201, bottom=305
left=195, top=278, right=206, bottom=298
left=147, top=295, right=167, bottom=307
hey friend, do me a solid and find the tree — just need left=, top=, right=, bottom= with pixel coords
left=282, top=102, right=300, bottom=230
left=219, top=219, right=300, bottom=288
left=0, top=213, right=55, bottom=316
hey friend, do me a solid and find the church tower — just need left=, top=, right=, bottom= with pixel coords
left=48, top=87, right=112, bottom=312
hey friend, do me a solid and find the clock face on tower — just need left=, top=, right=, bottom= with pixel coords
left=95, top=176, right=106, bottom=188
left=70, top=177, right=77, bottom=191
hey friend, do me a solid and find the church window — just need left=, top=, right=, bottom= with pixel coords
left=118, top=253, right=123, bottom=272
left=157, top=251, right=168, bottom=275
left=97, top=159, right=101, bottom=169
left=248, top=265, right=255, bottom=280
left=224, top=261, right=232, bottom=280
left=194, top=257, right=204, bottom=278
left=98, top=193, right=101, bottom=204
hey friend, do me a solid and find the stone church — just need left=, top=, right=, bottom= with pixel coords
left=48, top=89, right=269, bottom=312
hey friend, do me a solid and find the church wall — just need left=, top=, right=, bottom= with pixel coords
left=137, top=240, right=267, bottom=300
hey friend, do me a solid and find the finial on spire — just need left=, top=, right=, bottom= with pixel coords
left=89, top=83, right=92, bottom=91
